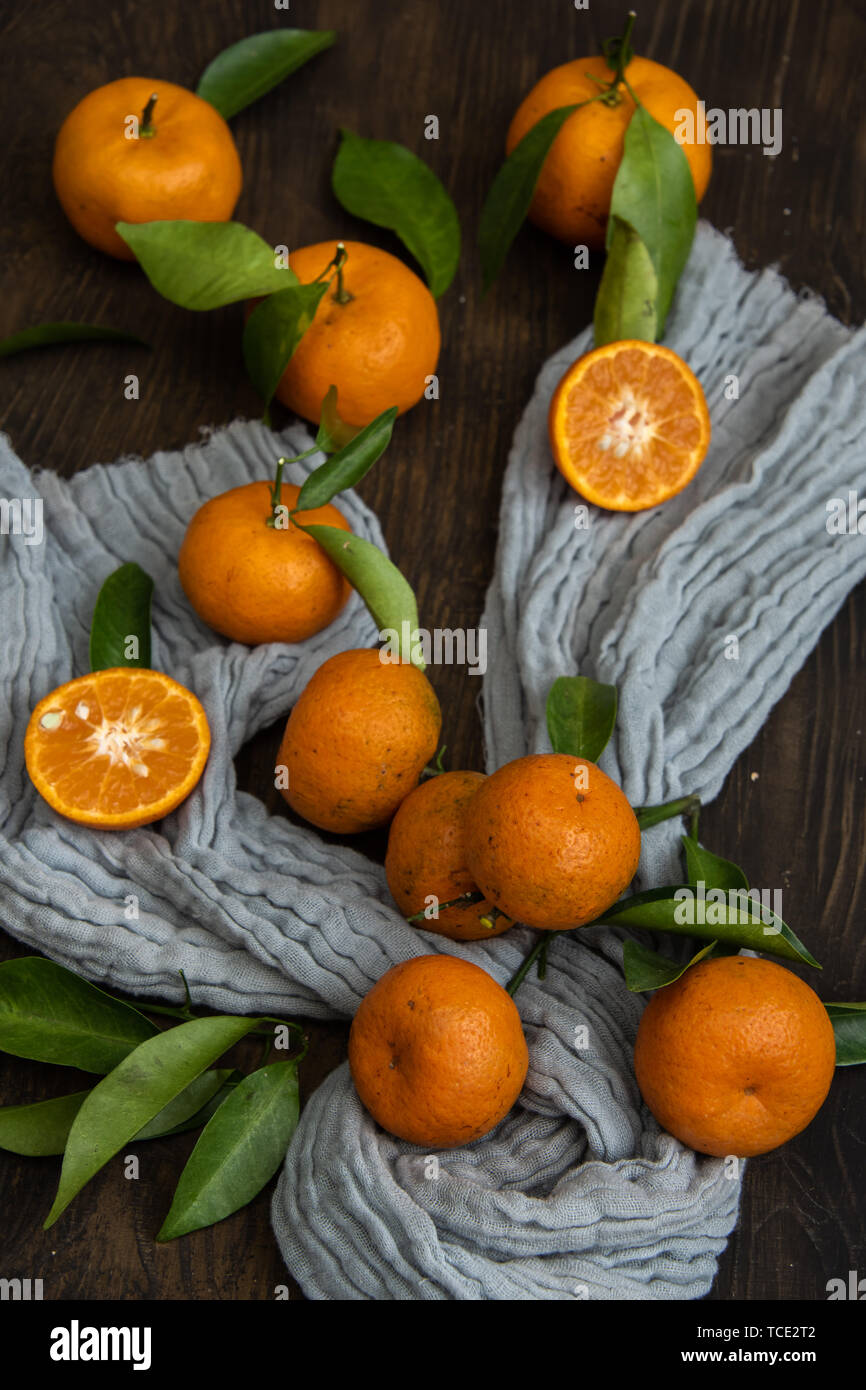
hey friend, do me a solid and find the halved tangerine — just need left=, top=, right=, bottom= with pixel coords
left=548, top=340, right=711, bottom=511
left=25, top=668, right=211, bottom=830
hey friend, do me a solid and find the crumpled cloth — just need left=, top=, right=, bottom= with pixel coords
left=2, top=223, right=864, bottom=1299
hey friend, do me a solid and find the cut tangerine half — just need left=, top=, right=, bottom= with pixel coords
left=548, top=340, right=711, bottom=511
left=25, top=668, right=211, bottom=830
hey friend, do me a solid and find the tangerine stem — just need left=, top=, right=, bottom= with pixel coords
left=597, top=10, right=637, bottom=105
left=330, top=242, right=353, bottom=305
left=267, top=447, right=320, bottom=526
left=406, top=890, right=484, bottom=924
left=139, top=1002, right=195, bottom=1022
left=140, top=92, right=158, bottom=138
left=537, top=937, right=550, bottom=980
left=634, top=794, right=702, bottom=832
left=310, top=243, right=354, bottom=303
left=506, top=934, right=547, bottom=996
left=479, top=905, right=507, bottom=931
left=421, top=745, right=448, bottom=778
left=622, top=75, right=643, bottom=109
left=255, top=1017, right=310, bottom=1064
left=269, top=455, right=288, bottom=523
left=602, top=10, right=637, bottom=79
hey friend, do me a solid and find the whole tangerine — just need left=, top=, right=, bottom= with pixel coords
left=506, top=54, right=711, bottom=249
left=273, top=240, right=441, bottom=427
left=349, top=954, right=529, bottom=1147
left=634, top=956, right=837, bottom=1157
left=277, top=648, right=442, bottom=833
left=178, top=481, right=351, bottom=646
left=385, top=771, right=514, bottom=941
left=465, top=752, right=641, bottom=930
left=53, top=77, right=242, bottom=259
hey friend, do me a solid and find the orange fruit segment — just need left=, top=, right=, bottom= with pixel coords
left=25, top=668, right=211, bottom=830
left=548, top=341, right=711, bottom=511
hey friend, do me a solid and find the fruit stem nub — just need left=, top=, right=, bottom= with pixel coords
left=331, top=242, right=354, bottom=305
left=268, top=455, right=289, bottom=525
left=406, top=890, right=484, bottom=923
left=313, top=242, right=354, bottom=305
left=599, top=10, right=638, bottom=103
left=140, top=92, right=158, bottom=138
left=266, top=448, right=320, bottom=526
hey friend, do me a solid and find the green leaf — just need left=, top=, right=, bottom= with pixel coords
left=157, top=1061, right=299, bottom=1241
left=242, top=282, right=327, bottom=414
left=332, top=129, right=460, bottom=298
left=593, top=216, right=658, bottom=347
left=299, top=525, right=421, bottom=664
left=0, top=322, right=149, bottom=358
left=546, top=675, right=617, bottom=762
left=0, top=1070, right=237, bottom=1156
left=297, top=407, right=397, bottom=511
left=132, top=1068, right=235, bottom=1141
left=196, top=28, right=336, bottom=119
left=0, top=958, right=157, bottom=1074
left=478, top=103, right=579, bottom=294
left=683, top=836, right=748, bottom=892
left=825, top=1003, right=866, bottom=1067
left=89, top=562, right=153, bottom=672
left=0, top=1090, right=91, bottom=1157
left=622, top=938, right=720, bottom=993
left=44, top=1015, right=259, bottom=1227
left=115, top=221, right=298, bottom=310
left=149, top=1076, right=239, bottom=1138
left=315, top=385, right=363, bottom=454
left=595, top=886, right=820, bottom=968
left=607, top=105, right=697, bottom=334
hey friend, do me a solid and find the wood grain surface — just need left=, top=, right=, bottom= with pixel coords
left=0, top=0, right=864, bottom=1302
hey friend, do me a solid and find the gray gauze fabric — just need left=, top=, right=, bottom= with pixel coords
left=0, top=223, right=862, bottom=1299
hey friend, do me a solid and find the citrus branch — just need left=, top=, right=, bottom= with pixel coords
left=506, top=934, right=550, bottom=995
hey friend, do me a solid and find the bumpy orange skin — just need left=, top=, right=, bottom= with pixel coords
left=349, top=955, right=529, bottom=1147
left=178, top=482, right=351, bottom=646
left=506, top=55, right=712, bottom=249
left=277, top=648, right=442, bottom=833
left=465, top=753, right=641, bottom=930
left=274, top=241, right=441, bottom=427
left=634, top=957, right=837, bottom=1157
left=53, top=77, right=242, bottom=259
left=386, top=771, right=514, bottom=941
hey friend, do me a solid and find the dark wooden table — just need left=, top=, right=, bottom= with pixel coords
left=1, top=0, right=864, bottom=1302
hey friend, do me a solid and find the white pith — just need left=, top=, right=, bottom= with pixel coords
left=44, top=702, right=169, bottom=778
left=595, top=390, right=654, bottom=459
